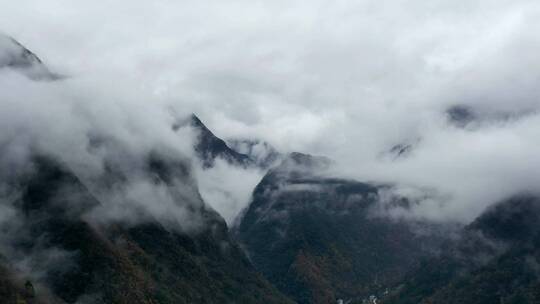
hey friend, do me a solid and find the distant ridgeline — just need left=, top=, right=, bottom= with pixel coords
left=1, top=36, right=540, bottom=304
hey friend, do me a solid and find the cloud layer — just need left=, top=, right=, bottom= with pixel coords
left=1, top=0, right=540, bottom=223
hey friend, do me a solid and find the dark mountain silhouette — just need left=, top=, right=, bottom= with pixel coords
left=172, top=114, right=254, bottom=168
left=0, top=40, right=291, bottom=304
left=0, top=150, right=292, bottom=304
left=383, top=195, right=540, bottom=304
left=174, top=114, right=281, bottom=170
left=3, top=35, right=540, bottom=304
left=235, top=152, right=443, bottom=304
left=0, top=149, right=294, bottom=304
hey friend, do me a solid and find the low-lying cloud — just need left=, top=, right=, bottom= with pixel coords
left=195, top=158, right=266, bottom=226
left=1, top=0, right=540, bottom=225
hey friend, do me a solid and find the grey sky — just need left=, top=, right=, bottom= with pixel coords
left=1, top=0, right=540, bottom=223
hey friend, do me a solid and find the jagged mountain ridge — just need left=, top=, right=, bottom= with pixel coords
left=4, top=35, right=540, bottom=304
left=235, top=152, right=446, bottom=304
left=236, top=151, right=540, bottom=304
left=0, top=39, right=291, bottom=304
left=182, top=114, right=254, bottom=168
left=0, top=147, right=293, bottom=304
left=174, top=114, right=281, bottom=170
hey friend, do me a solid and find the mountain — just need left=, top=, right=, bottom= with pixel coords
left=5, top=35, right=540, bottom=304
left=173, top=114, right=254, bottom=168
left=382, top=195, right=540, bottom=304
left=236, top=150, right=540, bottom=304
left=227, top=139, right=281, bottom=169
left=0, top=40, right=292, bottom=304
left=445, top=104, right=534, bottom=129
left=235, top=152, right=443, bottom=304
left=0, top=148, right=293, bottom=304
left=0, top=34, right=59, bottom=80
left=174, top=115, right=281, bottom=170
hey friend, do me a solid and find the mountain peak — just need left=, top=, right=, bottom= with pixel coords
left=0, top=34, right=60, bottom=80
left=189, top=114, right=253, bottom=168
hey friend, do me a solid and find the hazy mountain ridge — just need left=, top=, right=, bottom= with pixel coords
left=178, top=114, right=254, bottom=169
left=235, top=149, right=540, bottom=304
left=0, top=147, right=293, bottom=304
left=2, top=35, right=540, bottom=304
left=235, top=152, right=448, bottom=304
left=382, top=195, right=540, bottom=304
left=0, top=40, right=291, bottom=304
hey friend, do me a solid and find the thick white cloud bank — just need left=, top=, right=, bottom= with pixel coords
left=2, top=0, right=540, bottom=223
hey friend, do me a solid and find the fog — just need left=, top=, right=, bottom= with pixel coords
left=1, top=0, right=540, bottom=226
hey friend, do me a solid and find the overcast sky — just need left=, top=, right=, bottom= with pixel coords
left=2, top=0, right=540, bottom=224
